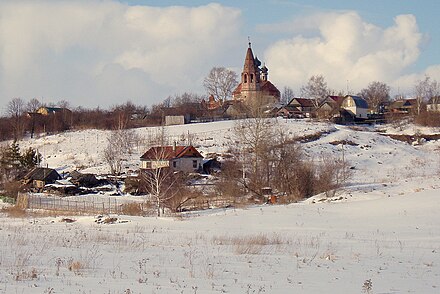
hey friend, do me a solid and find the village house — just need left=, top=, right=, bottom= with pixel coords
left=23, top=167, right=62, bottom=190
left=315, top=96, right=345, bottom=119
left=36, top=106, right=72, bottom=116
left=340, top=95, right=369, bottom=119
left=140, top=145, right=203, bottom=173
left=277, top=97, right=316, bottom=118
left=388, top=98, right=417, bottom=114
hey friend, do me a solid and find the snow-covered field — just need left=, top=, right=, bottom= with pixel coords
left=1, top=119, right=440, bottom=293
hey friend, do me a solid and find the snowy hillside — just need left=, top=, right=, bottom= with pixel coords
left=1, top=119, right=440, bottom=293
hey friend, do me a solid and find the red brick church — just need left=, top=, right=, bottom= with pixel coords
left=233, top=42, right=280, bottom=107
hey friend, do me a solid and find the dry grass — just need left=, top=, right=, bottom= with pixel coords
left=121, top=203, right=144, bottom=216
left=68, top=260, right=84, bottom=275
left=212, top=234, right=284, bottom=255
left=1, top=206, right=27, bottom=218
left=14, top=268, right=38, bottom=281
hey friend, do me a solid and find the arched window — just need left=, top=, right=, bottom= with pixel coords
left=244, top=74, right=247, bottom=83
left=250, top=74, right=254, bottom=83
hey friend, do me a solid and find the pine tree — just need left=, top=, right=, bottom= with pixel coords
left=20, top=147, right=41, bottom=169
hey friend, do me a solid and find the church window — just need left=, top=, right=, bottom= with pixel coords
left=250, top=74, right=254, bottom=83
left=244, top=74, right=247, bottom=83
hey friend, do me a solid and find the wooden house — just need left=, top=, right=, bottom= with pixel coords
left=316, top=96, right=344, bottom=119
left=23, top=167, right=62, bottom=190
left=389, top=99, right=417, bottom=114
left=36, top=107, right=71, bottom=116
left=140, top=145, right=203, bottom=173
left=285, top=98, right=316, bottom=117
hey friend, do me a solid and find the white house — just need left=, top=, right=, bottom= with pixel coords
left=341, top=95, right=369, bottom=119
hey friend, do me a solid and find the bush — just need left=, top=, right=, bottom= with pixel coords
left=120, top=203, right=145, bottom=216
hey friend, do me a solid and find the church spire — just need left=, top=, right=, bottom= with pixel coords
left=241, top=39, right=260, bottom=91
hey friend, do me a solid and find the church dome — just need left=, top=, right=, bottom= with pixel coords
left=254, top=56, right=261, bottom=67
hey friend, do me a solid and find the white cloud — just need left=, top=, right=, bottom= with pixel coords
left=264, top=11, right=429, bottom=96
left=0, top=1, right=242, bottom=111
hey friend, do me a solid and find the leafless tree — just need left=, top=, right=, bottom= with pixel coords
left=57, top=100, right=71, bottom=109
left=315, top=151, right=352, bottom=198
left=139, top=146, right=180, bottom=217
left=300, top=75, right=329, bottom=108
left=171, top=92, right=204, bottom=107
left=104, top=129, right=139, bottom=175
left=203, top=67, right=238, bottom=102
left=233, top=111, right=278, bottom=195
left=26, top=98, right=42, bottom=113
left=6, top=98, right=26, bottom=140
left=281, top=86, right=295, bottom=105
left=359, top=81, right=390, bottom=113
left=414, top=75, right=440, bottom=115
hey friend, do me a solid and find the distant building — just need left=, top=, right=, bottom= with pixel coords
left=23, top=167, right=62, bottom=190
left=389, top=98, right=417, bottom=114
left=340, top=95, right=369, bottom=119
left=164, top=115, right=185, bottom=126
left=36, top=107, right=71, bottom=116
left=140, top=145, right=203, bottom=173
left=232, top=42, right=280, bottom=108
left=316, top=96, right=345, bottom=119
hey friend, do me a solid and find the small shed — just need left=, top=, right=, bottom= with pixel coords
left=70, top=170, right=99, bottom=187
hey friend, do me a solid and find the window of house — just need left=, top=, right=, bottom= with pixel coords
left=173, top=161, right=177, bottom=168
left=193, top=160, right=197, bottom=168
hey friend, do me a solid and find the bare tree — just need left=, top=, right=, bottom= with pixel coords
left=57, top=100, right=71, bottom=109
left=233, top=111, right=278, bottom=195
left=6, top=98, right=26, bottom=140
left=414, top=75, right=440, bottom=115
left=359, top=81, right=390, bottom=113
left=315, top=151, right=352, bottom=198
left=300, top=75, right=329, bottom=108
left=203, top=67, right=238, bottom=102
left=26, top=98, right=42, bottom=113
left=171, top=92, right=204, bottom=107
left=139, top=146, right=180, bottom=216
left=281, top=86, right=294, bottom=105
left=104, top=129, right=139, bottom=174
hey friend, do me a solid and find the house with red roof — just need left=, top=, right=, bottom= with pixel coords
left=140, top=145, right=203, bottom=173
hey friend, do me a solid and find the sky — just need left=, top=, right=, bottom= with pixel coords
left=1, top=0, right=439, bottom=113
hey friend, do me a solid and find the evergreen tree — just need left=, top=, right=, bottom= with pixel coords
left=20, top=147, right=41, bottom=169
